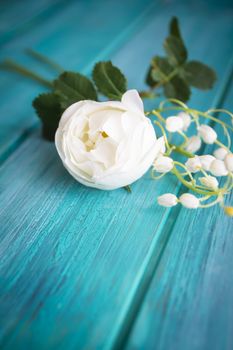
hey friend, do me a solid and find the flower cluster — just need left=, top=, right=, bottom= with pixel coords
left=150, top=99, right=233, bottom=215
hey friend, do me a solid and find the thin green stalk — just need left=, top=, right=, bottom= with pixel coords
left=1, top=59, right=53, bottom=89
left=168, top=143, right=194, bottom=158
left=139, top=90, right=158, bottom=99
left=172, top=166, right=219, bottom=196
left=25, top=49, right=64, bottom=73
left=156, top=106, right=233, bottom=132
left=151, top=66, right=180, bottom=89
left=124, top=185, right=132, bottom=193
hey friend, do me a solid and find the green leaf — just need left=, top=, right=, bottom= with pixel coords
left=151, top=56, right=173, bottom=81
left=163, top=76, right=191, bottom=102
left=54, top=71, right=97, bottom=109
left=145, top=66, right=158, bottom=87
left=169, top=17, right=182, bottom=39
left=164, top=35, right=187, bottom=66
left=92, top=61, right=127, bottom=99
left=182, top=60, right=217, bottom=90
left=33, top=93, right=63, bottom=141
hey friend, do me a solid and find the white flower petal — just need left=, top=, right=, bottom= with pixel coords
left=121, top=89, right=144, bottom=114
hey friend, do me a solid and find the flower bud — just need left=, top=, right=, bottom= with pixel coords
left=179, top=193, right=199, bottom=209
left=178, top=112, right=191, bottom=131
left=153, top=156, right=174, bottom=173
left=213, top=147, right=228, bottom=160
left=198, top=124, right=217, bottom=144
left=224, top=153, right=233, bottom=172
left=165, top=116, right=184, bottom=133
left=157, top=193, right=178, bottom=207
left=199, top=176, right=218, bottom=189
left=185, top=135, right=201, bottom=153
left=198, top=155, right=215, bottom=171
left=210, top=159, right=228, bottom=176
left=185, top=156, right=202, bottom=173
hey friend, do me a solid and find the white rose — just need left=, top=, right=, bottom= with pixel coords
left=55, top=90, right=163, bottom=190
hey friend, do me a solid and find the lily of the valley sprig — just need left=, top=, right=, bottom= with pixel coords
left=150, top=99, right=233, bottom=215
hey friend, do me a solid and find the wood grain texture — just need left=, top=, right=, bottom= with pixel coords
left=125, top=4, right=233, bottom=349
left=0, top=0, right=154, bottom=162
left=0, top=1, right=233, bottom=350
left=126, top=83, right=233, bottom=350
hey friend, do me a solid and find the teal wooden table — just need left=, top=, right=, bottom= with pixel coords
left=1, top=1, right=233, bottom=349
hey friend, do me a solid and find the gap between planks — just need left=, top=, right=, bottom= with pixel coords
left=106, top=56, right=233, bottom=350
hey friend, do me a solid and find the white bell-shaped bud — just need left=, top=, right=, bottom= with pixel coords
left=157, top=193, right=178, bottom=207
left=224, top=153, right=233, bottom=172
left=179, top=193, right=199, bottom=209
left=178, top=112, right=191, bottom=131
left=165, top=116, right=184, bottom=133
left=198, top=155, right=215, bottom=171
left=213, top=147, right=228, bottom=160
left=210, top=159, right=228, bottom=176
left=185, top=156, right=202, bottom=173
left=198, top=124, right=217, bottom=144
left=199, top=176, right=218, bottom=189
left=185, top=135, right=202, bottom=153
left=153, top=156, right=174, bottom=173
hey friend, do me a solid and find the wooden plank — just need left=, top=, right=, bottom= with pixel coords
left=125, top=10, right=233, bottom=350
left=0, top=0, right=154, bottom=162
left=0, top=0, right=67, bottom=41
left=126, top=82, right=233, bottom=350
left=0, top=2, right=233, bottom=350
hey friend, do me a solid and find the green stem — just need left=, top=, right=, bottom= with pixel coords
left=139, top=90, right=159, bottom=99
left=168, top=143, right=194, bottom=158
left=124, top=185, right=132, bottom=193
left=156, top=106, right=233, bottom=132
left=172, top=166, right=219, bottom=196
left=25, top=49, right=64, bottom=73
left=152, top=66, right=180, bottom=90
left=1, top=59, right=53, bottom=89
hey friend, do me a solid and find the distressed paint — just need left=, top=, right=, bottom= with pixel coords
left=0, top=1, right=233, bottom=350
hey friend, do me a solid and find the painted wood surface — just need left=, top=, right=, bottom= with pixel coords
left=127, top=81, right=233, bottom=350
left=0, top=0, right=153, bottom=162
left=0, top=1, right=233, bottom=350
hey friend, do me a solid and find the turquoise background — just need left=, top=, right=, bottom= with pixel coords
left=0, top=1, right=233, bottom=349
